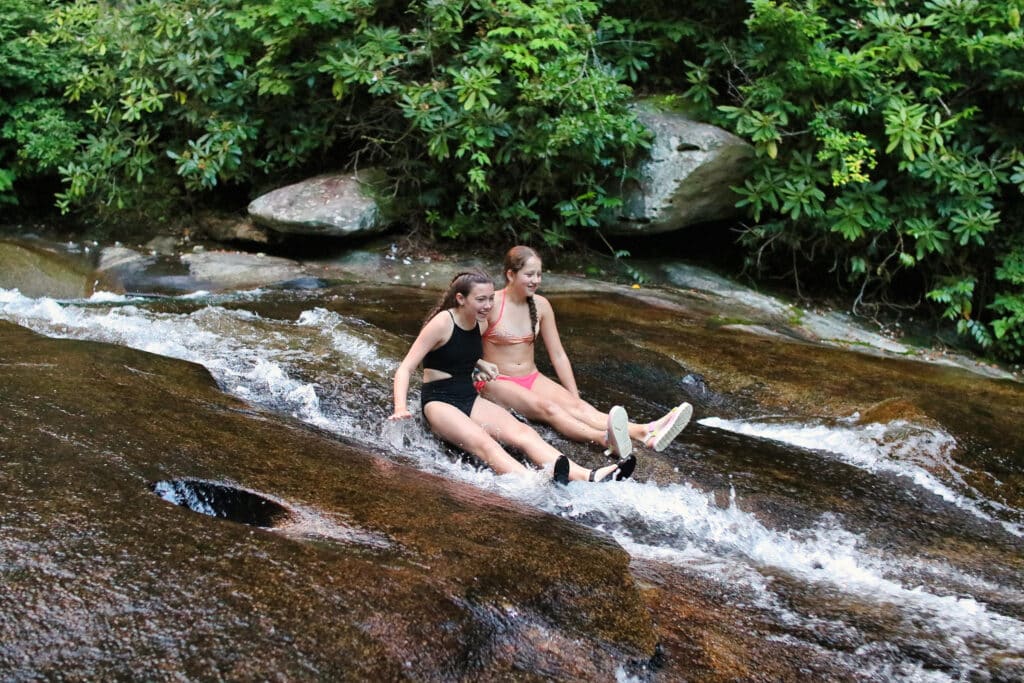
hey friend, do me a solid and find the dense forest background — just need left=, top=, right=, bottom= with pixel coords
left=2, top=0, right=1023, bottom=361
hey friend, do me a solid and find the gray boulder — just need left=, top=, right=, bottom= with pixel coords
left=180, top=250, right=308, bottom=291
left=248, top=169, right=388, bottom=237
left=603, top=101, right=754, bottom=235
left=0, top=239, right=94, bottom=299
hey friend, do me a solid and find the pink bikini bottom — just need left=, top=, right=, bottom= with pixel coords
left=476, top=370, right=541, bottom=393
left=496, top=371, right=540, bottom=391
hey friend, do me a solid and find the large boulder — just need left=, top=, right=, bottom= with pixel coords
left=0, top=239, right=96, bottom=299
left=603, top=100, right=754, bottom=235
left=248, top=169, right=388, bottom=237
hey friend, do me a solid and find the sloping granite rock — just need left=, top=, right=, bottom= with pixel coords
left=0, top=321, right=657, bottom=680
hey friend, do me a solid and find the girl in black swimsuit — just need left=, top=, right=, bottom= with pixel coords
left=390, top=270, right=635, bottom=484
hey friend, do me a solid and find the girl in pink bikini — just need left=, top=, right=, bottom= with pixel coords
left=480, top=246, right=692, bottom=458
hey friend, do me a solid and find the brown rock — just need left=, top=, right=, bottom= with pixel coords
left=0, top=321, right=658, bottom=680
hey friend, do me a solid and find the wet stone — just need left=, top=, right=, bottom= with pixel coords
left=0, top=321, right=657, bottom=680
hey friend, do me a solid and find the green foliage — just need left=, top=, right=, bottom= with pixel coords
left=6, top=0, right=1024, bottom=359
left=988, top=243, right=1024, bottom=358
left=0, top=0, right=81, bottom=205
left=635, top=0, right=1024, bottom=361
left=19, top=0, right=648, bottom=241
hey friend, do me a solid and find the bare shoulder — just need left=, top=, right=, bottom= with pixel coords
left=487, top=289, right=506, bottom=322
left=422, top=310, right=453, bottom=340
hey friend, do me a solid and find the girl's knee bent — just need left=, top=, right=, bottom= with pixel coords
left=537, top=399, right=566, bottom=423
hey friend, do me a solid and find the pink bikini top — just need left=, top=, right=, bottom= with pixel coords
left=483, top=292, right=537, bottom=346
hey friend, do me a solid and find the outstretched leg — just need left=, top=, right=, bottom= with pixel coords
left=492, top=375, right=677, bottom=447
left=470, top=397, right=628, bottom=483
left=424, top=402, right=528, bottom=475
left=482, top=378, right=606, bottom=446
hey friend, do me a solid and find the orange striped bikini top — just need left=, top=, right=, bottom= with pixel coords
left=483, top=292, right=537, bottom=346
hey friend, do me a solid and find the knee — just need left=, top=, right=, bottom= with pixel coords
left=536, top=399, right=565, bottom=423
left=504, top=421, right=540, bottom=446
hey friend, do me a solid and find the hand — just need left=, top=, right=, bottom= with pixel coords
left=474, top=360, right=499, bottom=381
left=389, top=408, right=412, bottom=421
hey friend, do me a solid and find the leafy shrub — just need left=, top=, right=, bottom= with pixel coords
left=35, top=0, right=648, bottom=242
left=0, top=0, right=81, bottom=206
left=616, top=0, right=1024, bottom=361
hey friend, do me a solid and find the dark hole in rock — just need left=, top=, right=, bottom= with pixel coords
left=150, top=479, right=292, bottom=528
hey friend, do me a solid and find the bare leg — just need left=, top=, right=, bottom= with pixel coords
left=484, top=375, right=661, bottom=446
left=482, top=379, right=605, bottom=445
left=527, top=375, right=682, bottom=443
left=471, top=398, right=612, bottom=483
left=424, top=402, right=528, bottom=475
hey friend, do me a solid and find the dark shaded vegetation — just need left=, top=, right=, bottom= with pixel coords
left=2, top=0, right=1022, bottom=360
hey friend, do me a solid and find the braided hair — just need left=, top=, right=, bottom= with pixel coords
left=503, top=245, right=539, bottom=344
left=423, top=269, right=493, bottom=327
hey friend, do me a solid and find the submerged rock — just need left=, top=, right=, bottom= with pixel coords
left=855, top=397, right=934, bottom=426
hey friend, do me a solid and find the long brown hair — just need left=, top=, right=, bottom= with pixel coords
left=503, top=245, right=539, bottom=344
left=423, top=269, right=493, bottom=326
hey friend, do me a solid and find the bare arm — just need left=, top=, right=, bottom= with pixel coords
left=391, top=313, right=449, bottom=419
left=472, top=319, right=498, bottom=380
left=536, top=296, right=580, bottom=398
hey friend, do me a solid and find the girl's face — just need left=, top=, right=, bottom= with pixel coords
left=457, top=282, right=495, bottom=319
left=509, top=256, right=542, bottom=295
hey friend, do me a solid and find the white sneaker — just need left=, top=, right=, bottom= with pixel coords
left=604, top=405, right=632, bottom=458
left=644, top=403, right=692, bottom=451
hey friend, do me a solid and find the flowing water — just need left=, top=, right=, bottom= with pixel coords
left=2, top=275, right=1022, bottom=681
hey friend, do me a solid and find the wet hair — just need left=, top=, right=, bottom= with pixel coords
left=423, top=269, right=493, bottom=326
left=503, top=245, right=539, bottom=344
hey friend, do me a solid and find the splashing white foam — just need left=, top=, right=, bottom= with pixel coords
left=701, top=416, right=1023, bottom=538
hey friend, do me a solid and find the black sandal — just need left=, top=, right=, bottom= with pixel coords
left=589, top=454, right=636, bottom=482
left=553, top=454, right=570, bottom=485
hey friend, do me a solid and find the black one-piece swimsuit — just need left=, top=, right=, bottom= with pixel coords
left=420, top=311, right=481, bottom=418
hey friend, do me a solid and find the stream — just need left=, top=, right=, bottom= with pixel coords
left=1, top=249, right=1023, bottom=681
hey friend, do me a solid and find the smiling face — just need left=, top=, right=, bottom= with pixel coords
left=508, top=256, right=542, bottom=296
left=456, top=282, right=495, bottom=320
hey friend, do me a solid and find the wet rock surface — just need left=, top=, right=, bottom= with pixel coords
left=0, top=239, right=96, bottom=299
left=3, top=237, right=1023, bottom=679
left=631, top=559, right=853, bottom=682
left=0, top=322, right=656, bottom=679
